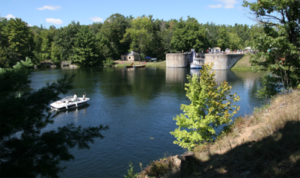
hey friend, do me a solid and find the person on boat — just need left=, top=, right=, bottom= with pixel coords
left=73, top=93, right=77, bottom=101
left=83, top=92, right=86, bottom=100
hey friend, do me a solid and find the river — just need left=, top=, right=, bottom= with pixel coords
left=29, top=67, right=264, bottom=177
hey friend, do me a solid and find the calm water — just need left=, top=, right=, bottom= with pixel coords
left=29, top=67, right=264, bottom=177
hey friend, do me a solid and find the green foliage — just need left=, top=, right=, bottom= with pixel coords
left=243, top=0, right=300, bottom=91
left=97, top=13, right=130, bottom=60
left=50, top=42, right=61, bottom=63
left=256, top=74, right=281, bottom=98
left=217, top=28, right=229, bottom=50
left=0, top=57, right=33, bottom=95
left=228, top=32, right=242, bottom=50
left=1, top=13, right=277, bottom=67
left=103, top=57, right=114, bottom=66
left=124, top=162, right=138, bottom=178
left=72, top=26, right=99, bottom=66
left=39, top=30, right=53, bottom=61
left=90, top=22, right=103, bottom=35
left=0, top=18, right=34, bottom=67
left=170, top=64, right=240, bottom=150
left=121, top=16, right=155, bottom=60
left=170, top=18, right=210, bottom=52
left=54, top=21, right=81, bottom=61
left=0, top=58, right=108, bottom=177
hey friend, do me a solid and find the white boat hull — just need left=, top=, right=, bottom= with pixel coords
left=51, top=97, right=89, bottom=110
left=190, top=63, right=202, bottom=69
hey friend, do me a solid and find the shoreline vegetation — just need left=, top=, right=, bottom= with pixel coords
left=113, top=60, right=166, bottom=68
left=128, top=90, right=300, bottom=178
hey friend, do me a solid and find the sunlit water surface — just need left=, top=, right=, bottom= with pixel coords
left=29, top=67, right=264, bottom=177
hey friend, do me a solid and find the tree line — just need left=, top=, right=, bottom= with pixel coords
left=0, top=13, right=264, bottom=67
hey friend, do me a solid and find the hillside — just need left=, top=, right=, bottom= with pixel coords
left=231, top=55, right=253, bottom=71
left=135, top=90, right=300, bottom=178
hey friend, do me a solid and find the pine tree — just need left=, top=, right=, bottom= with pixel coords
left=170, top=64, right=240, bottom=150
left=6, top=18, right=34, bottom=61
left=72, top=26, right=99, bottom=66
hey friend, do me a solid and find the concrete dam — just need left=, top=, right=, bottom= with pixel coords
left=166, top=53, right=244, bottom=69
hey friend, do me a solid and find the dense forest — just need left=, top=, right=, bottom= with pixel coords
left=0, top=13, right=263, bottom=67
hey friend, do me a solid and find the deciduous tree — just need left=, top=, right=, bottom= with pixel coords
left=243, top=0, right=300, bottom=94
left=97, top=13, right=130, bottom=60
left=171, top=18, right=210, bottom=52
left=170, top=64, right=240, bottom=150
left=121, top=16, right=155, bottom=60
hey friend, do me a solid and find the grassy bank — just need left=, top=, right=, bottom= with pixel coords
left=231, top=55, right=253, bottom=71
left=113, top=60, right=166, bottom=68
left=134, top=90, right=300, bottom=178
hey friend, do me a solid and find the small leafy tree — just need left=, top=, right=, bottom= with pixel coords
left=170, top=64, right=240, bottom=150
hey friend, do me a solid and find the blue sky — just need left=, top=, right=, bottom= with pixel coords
left=1, top=0, right=257, bottom=28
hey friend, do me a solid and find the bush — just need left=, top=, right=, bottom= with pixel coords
left=170, top=63, right=240, bottom=150
left=103, top=58, right=114, bottom=66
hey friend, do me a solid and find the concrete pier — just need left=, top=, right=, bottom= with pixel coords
left=205, top=54, right=244, bottom=69
left=166, top=53, right=189, bottom=68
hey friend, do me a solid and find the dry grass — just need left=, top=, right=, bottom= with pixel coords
left=137, top=90, right=300, bottom=178
left=139, top=157, right=177, bottom=178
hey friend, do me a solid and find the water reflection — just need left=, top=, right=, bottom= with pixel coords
left=51, top=104, right=90, bottom=123
left=98, top=67, right=166, bottom=100
left=166, top=68, right=188, bottom=83
left=29, top=67, right=266, bottom=178
left=167, top=69, right=241, bottom=85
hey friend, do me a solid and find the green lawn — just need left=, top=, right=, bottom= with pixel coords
left=231, top=55, right=253, bottom=71
left=113, top=60, right=166, bottom=67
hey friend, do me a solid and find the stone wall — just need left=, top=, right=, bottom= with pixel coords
left=166, top=53, right=189, bottom=68
left=204, top=54, right=244, bottom=69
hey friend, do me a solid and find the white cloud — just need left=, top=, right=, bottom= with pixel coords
left=90, top=16, right=103, bottom=22
left=46, top=18, right=63, bottom=24
left=5, top=14, right=16, bottom=19
left=217, top=0, right=238, bottom=8
left=37, top=5, right=61, bottom=11
left=209, top=4, right=222, bottom=8
left=209, top=0, right=238, bottom=9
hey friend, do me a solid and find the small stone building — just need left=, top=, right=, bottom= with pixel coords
left=120, top=51, right=140, bottom=61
